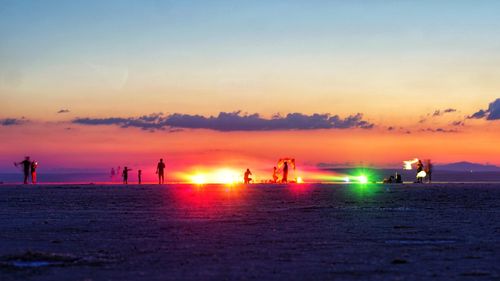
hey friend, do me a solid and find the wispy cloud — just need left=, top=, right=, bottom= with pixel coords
left=0, top=117, right=27, bottom=126
left=73, top=111, right=375, bottom=132
left=419, top=108, right=458, bottom=123
left=57, top=109, right=70, bottom=114
left=432, top=108, right=457, bottom=117
left=422, top=128, right=458, bottom=133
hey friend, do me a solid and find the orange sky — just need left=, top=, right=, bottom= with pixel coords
left=1, top=118, right=499, bottom=175
left=1, top=1, right=500, bottom=175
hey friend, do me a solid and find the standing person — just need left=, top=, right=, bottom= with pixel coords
left=156, top=159, right=165, bottom=184
left=272, top=166, right=278, bottom=183
left=138, top=170, right=142, bottom=184
left=117, top=166, right=121, bottom=182
left=122, top=166, right=132, bottom=184
left=110, top=168, right=116, bottom=182
left=244, top=168, right=252, bottom=184
left=14, top=156, right=31, bottom=184
left=282, top=161, right=289, bottom=183
left=425, top=159, right=433, bottom=183
left=30, top=160, right=38, bottom=184
left=416, top=159, right=423, bottom=183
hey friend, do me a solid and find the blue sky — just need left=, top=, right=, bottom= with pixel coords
left=2, top=0, right=500, bottom=121
left=2, top=0, right=500, bottom=66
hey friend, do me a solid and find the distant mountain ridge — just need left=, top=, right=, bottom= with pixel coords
left=436, top=162, right=500, bottom=172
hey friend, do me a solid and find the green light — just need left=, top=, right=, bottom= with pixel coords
left=358, top=175, right=368, bottom=184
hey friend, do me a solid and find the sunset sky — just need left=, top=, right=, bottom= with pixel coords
left=1, top=1, right=499, bottom=178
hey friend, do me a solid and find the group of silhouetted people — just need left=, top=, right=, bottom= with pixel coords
left=114, top=158, right=165, bottom=185
left=383, top=159, right=434, bottom=184
left=13, top=157, right=436, bottom=185
left=13, top=156, right=294, bottom=185
left=14, top=156, right=38, bottom=184
left=243, top=160, right=291, bottom=184
left=383, top=172, right=403, bottom=184
left=13, top=156, right=167, bottom=185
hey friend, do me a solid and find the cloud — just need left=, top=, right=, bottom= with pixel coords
left=57, top=109, right=70, bottom=114
left=468, top=109, right=487, bottom=119
left=451, top=120, right=464, bottom=126
left=432, top=108, right=457, bottom=117
left=422, top=128, right=458, bottom=133
left=0, top=118, right=27, bottom=126
left=73, top=111, right=375, bottom=132
left=468, top=98, right=500, bottom=120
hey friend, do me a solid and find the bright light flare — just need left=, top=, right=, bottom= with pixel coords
left=403, top=158, right=419, bottom=170
left=214, top=169, right=240, bottom=185
left=191, top=174, right=207, bottom=185
left=184, top=168, right=242, bottom=185
left=357, top=175, right=368, bottom=184
left=296, top=177, right=304, bottom=184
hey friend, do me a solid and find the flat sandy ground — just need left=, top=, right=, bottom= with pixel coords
left=0, top=183, right=498, bottom=281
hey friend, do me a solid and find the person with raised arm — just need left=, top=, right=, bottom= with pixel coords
left=122, top=166, right=132, bottom=184
left=14, top=156, right=31, bottom=184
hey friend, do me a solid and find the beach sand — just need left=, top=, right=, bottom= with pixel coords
left=0, top=183, right=498, bottom=280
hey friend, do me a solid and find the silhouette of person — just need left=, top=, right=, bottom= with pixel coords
left=282, top=161, right=289, bottom=183
left=244, top=168, right=252, bottom=184
left=122, top=166, right=132, bottom=184
left=110, top=168, right=116, bottom=182
left=416, top=160, right=423, bottom=183
left=30, top=161, right=38, bottom=184
left=117, top=166, right=121, bottom=182
left=14, top=156, right=31, bottom=184
left=395, top=172, right=403, bottom=183
left=156, top=159, right=165, bottom=184
left=272, top=166, right=278, bottom=183
left=383, top=175, right=394, bottom=184
left=425, top=159, right=433, bottom=183
left=138, top=170, right=142, bottom=184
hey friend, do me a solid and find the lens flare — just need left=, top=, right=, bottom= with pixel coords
left=182, top=168, right=242, bottom=185
left=357, top=175, right=368, bottom=184
left=214, top=169, right=240, bottom=185
left=191, top=174, right=206, bottom=185
left=403, top=158, right=419, bottom=170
